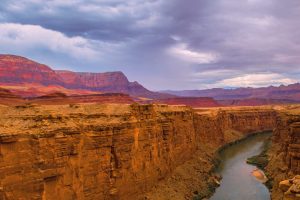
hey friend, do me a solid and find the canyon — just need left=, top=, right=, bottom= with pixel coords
left=0, top=103, right=278, bottom=200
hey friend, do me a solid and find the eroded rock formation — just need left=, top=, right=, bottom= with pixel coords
left=0, top=104, right=277, bottom=200
left=266, top=105, right=300, bottom=200
left=279, top=175, right=300, bottom=199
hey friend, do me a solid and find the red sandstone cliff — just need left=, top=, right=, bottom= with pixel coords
left=55, top=70, right=171, bottom=99
left=266, top=106, right=300, bottom=200
left=0, top=55, right=172, bottom=99
left=56, top=70, right=129, bottom=90
left=0, top=55, right=64, bottom=86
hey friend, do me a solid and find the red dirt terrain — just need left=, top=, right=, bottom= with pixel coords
left=0, top=88, right=134, bottom=105
left=0, top=87, right=24, bottom=105
left=30, top=92, right=134, bottom=105
left=0, top=83, right=99, bottom=97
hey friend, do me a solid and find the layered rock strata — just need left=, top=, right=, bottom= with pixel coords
left=0, top=55, right=173, bottom=99
left=266, top=106, right=300, bottom=200
left=0, top=104, right=277, bottom=200
left=0, top=88, right=24, bottom=105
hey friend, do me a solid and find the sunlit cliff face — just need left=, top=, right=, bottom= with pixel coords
left=0, top=0, right=299, bottom=90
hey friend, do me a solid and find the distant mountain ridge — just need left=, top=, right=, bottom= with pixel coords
left=0, top=54, right=172, bottom=99
left=163, top=83, right=300, bottom=101
left=1, top=54, right=300, bottom=106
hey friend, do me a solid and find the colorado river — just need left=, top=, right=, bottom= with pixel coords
left=210, top=132, right=271, bottom=200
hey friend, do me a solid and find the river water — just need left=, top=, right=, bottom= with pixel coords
left=210, top=132, right=271, bottom=200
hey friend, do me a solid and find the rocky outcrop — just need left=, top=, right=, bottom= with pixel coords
left=0, top=104, right=277, bottom=200
left=266, top=106, right=300, bottom=200
left=279, top=175, right=300, bottom=200
left=55, top=70, right=130, bottom=89
left=56, top=70, right=173, bottom=99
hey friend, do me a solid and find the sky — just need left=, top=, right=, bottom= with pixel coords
left=0, top=0, right=299, bottom=90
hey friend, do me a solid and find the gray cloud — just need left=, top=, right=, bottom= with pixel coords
left=0, top=0, right=299, bottom=90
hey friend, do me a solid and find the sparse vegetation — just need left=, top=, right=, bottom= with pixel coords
left=246, top=135, right=274, bottom=190
left=246, top=137, right=271, bottom=169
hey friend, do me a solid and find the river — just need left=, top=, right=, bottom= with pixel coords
left=210, top=132, right=271, bottom=200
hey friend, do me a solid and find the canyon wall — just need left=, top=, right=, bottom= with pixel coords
left=266, top=106, right=300, bottom=200
left=0, top=104, right=277, bottom=200
left=194, top=108, right=277, bottom=148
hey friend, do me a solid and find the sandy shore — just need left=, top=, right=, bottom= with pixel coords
left=252, top=168, right=268, bottom=183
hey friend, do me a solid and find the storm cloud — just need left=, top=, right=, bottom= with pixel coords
left=0, top=0, right=299, bottom=90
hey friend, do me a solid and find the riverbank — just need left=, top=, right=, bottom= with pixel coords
left=210, top=132, right=271, bottom=200
left=246, top=134, right=274, bottom=189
